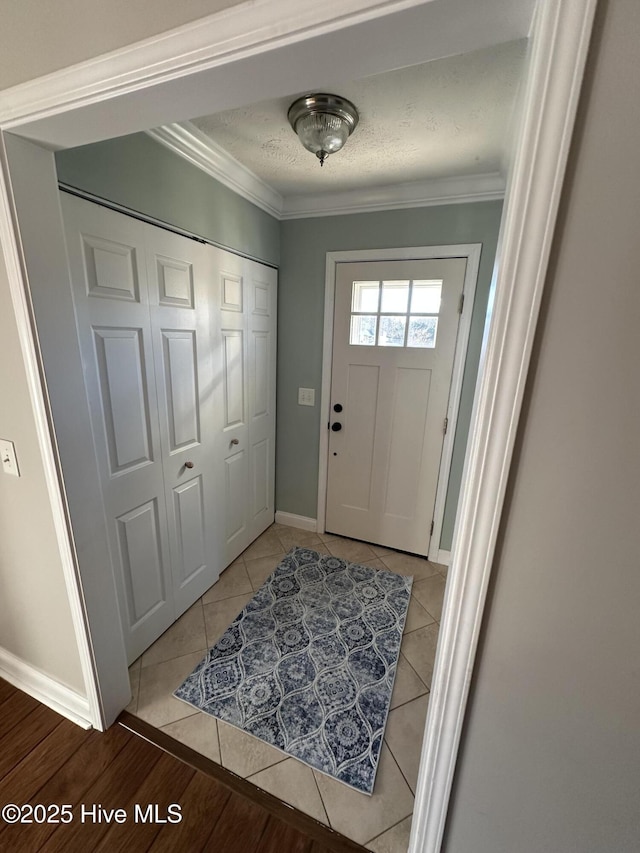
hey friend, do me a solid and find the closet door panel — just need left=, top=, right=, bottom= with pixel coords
left=251, top=438, right=270, bottom=519
left=172, top=475, right=207, bottom=586
left=117, top=499, right=167, bottom=627
left=222, top=330, right=245, bottom=428
left=146, top=229, right=222, bottom=615
left=82, top=233, right=140, bottom=302
left=216, top=251, right=251, bottom=565
left=225, top=449, right=248, bottom=545
left=247, top=262, right=277, bottom=540
left=156, top=254, right=194, bottom=308
left=161, top=330, right=200, bottom=451
left=93, top=326, right=153, bottom=472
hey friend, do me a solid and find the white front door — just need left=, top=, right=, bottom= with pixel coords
left=325, top=258, right=466, bottom=556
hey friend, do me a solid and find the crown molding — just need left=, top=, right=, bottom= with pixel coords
left=147, top=123, right=283, bottom=219
left=280, top=172, right=505, bottom=218
left=148, top=121, right=505, bottom=220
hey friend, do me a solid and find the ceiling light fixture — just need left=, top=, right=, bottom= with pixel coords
left=288, top=93, right=359, bottom=167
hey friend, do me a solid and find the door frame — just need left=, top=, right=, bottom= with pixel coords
left=0, top=0, right=597, bottom=849
left=317, top=244, right=481, bottom=563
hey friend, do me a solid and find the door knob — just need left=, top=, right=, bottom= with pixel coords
left=184, top=461, right=194, bottom=469
left=331, top=422, right=342, bottom=432
left=230, top=438, right=240, bottom=445
left=333, top=403, right=343, bottom=413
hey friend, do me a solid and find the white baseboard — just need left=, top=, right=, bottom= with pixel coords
left=435, top=550, right=451, bottom=567
left=274, top=511, right=318, bottom=532
left=0, top=646, right=92, bottom=729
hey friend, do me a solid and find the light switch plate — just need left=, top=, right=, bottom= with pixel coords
left=298, top=387, right=315, bottom=407
left=0, top=439, right=20, bottom=477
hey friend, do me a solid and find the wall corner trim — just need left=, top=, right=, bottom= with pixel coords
left=0, top=646, right=92, bottom=728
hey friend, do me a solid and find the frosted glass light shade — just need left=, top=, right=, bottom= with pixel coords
left=288, top=94, right=359, bottom=166
left=296, top=113, right=349, bottom=157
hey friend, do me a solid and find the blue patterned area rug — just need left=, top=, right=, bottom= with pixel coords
left=174, top=546, right=412, bottom=795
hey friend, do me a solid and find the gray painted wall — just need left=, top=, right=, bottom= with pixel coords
left=278, top=203, right=502, bottom=550
left=56, top=133, right=280, bottom=267
left=445, top=1, right=640, bottom=850
left=0, top=0, right=247, bottom=90
left=0, top=257, right=86, bottom=693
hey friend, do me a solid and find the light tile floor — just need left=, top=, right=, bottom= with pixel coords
left=128, top=523, right=447, bottom=852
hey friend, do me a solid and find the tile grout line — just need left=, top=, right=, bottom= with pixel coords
left=157, top=709, right=201, bottom=728
left=213, top=717, right=221, bottom=764
left=403, top=620, right=437, bottom=637
left=311, top=769, right=332, bottom=827
left=397, top=651, right=431, bottom=693
left=384, top=738, right=417, bottom=805
left=364, top=812, right=414, bottom=849
left=139, top=647, right=209, bottom=672
left=390, top=686, right=430, bottom=713
left=245, top=756, right=290, bottom=780
left=218, top=720, right=227, bottom=769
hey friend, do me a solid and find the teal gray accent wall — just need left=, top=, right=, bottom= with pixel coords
left=55, top=133, right=280, bottom=266
left=278, top=202, right=502, bottom=552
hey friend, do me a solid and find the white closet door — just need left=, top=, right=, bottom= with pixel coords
left=246, top=258, right=277, bottom=542
left=63, top=193, right=277, bottom=662
left=145, top=227, right=222, bottom=615
left=62, top=194, right=175, bottom=661
left=215, top=250, right=250, bottom=564
left=215, top=252, right=278, bottom=563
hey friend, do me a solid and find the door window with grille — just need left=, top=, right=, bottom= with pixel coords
left=349, top=279, right=442, bottom=347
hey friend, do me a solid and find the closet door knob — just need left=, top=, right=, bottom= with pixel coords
left=230, top=438, right=240, bottom=446
left=184, top=461, right=194, bottom=469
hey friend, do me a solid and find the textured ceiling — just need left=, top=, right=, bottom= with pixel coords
left=191, top=39, right=527, bottom=197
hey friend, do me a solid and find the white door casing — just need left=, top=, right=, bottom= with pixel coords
left=326, top=259, right=466, bottom=556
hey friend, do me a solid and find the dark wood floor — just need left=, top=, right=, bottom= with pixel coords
left=0, top=679, right=368, bottom=853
